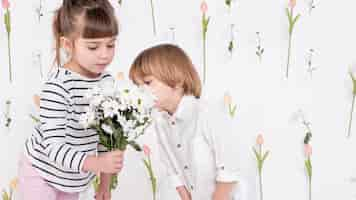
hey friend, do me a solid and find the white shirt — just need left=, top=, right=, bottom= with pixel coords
left=154, top=96, right=241, bottom=199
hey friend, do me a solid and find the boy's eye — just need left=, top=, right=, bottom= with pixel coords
left=107, top=44, right=115, bottom=49
left=144, top=80, right=151, bottom=85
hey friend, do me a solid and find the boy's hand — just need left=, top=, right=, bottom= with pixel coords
left=176, top=186, right=191, bottom=200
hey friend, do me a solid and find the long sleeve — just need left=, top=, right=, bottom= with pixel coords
left=39, top=80, right=87, bottom=172
left=203, top=104, right=241, bottom=183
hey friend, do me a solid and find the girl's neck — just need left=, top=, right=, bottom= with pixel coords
left=64, top=60, right=101, bottom=79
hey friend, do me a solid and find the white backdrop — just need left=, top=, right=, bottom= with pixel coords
left=1, top=0, right=356, bottom=199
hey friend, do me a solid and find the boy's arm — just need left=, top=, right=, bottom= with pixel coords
left=213, top=182, right=237, bottom=200
left=176, top=185, right=191, bottom=200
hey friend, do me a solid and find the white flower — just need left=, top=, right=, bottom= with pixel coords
left=101, top=124, right=113, bottom=135
left=80, top=111, right=95, bottom=128
left=102, top=99, right=120, bottom=118
left=90, top=95, right=104, bottom=107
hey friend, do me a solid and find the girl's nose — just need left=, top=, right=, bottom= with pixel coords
left=98, top=47, right=111, bottom=59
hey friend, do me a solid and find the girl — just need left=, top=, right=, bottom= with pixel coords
left=129, top=44, right=241, bottom=200
left=18, top=0, right=122, bottom=200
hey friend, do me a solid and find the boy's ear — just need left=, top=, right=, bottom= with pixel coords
left=174, top=82, right=184, bottom=93
left=174, top=81, right=184, bottom=88
left=60, top=36, right=73, bottom=55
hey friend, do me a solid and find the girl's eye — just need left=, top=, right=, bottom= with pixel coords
left=88, top=46, right=98, bottom=51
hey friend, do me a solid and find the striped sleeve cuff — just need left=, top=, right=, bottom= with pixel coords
left=48, top=144, right=86, bottom=172
left=97, top=144, right=108, bottom=154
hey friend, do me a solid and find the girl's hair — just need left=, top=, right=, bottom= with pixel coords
left=53, top=0, right=118, bottom=67
left=129, top=44, right=202, bottom=98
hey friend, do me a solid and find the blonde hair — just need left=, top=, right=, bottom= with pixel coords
left=129, top=44, right=202, bottom=98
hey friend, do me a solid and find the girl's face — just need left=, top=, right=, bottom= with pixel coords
left=141, top=75, right=183, bottom=114
left=65, top=36, right=116, bottom=78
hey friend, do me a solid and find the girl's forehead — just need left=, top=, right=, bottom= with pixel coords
left=78, top=36, right=117, bottom=43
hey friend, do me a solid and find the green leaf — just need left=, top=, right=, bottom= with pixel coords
left=225, top=0, right=231, bottom=7
left=262, top=150, right=269, bottom=162
left=92, top=176, right=100, bottom=192
left=2, top=190, right=10, bottom=200
left=4, top=10, right=11, bottom=34
left=292, top=14, right=301, bottom=27
left=128, top=141, right=142, bottom=151
left=230, top=105, right=237, bottom=117
left=253, top=147, right=261, bottom=162
left=29, top=114, right=40, bottom=123
left=286, top=8, right=292, bottom=25
left=228, top=41, right=234, bottom=53
left=305, top=159, right=312, bottom=178
left=108, top=174, right=119, bottom=190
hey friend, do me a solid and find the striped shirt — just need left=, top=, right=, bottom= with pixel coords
left=25, top=67, right=114, bottom=193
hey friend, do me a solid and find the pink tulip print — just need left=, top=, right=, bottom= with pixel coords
left=142, top=145, right=157, bottom=200
left=285, top=0, right=300, bottom=78
left=201, top=1, right=210, bottom=84
left=253, top=134, right=269, bottom=200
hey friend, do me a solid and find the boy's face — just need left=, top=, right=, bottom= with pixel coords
left=140, top=75, right=182, bottom=114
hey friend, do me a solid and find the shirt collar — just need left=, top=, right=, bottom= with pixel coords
left=172, top=95, right=198, bottom=122
left=159, top=95, right=198, bottom=123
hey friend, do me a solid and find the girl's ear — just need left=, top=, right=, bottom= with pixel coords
left=60, top=36, right=73, bottom=56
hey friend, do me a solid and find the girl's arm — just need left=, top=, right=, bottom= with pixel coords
left=99, top=173, right=112, bottom=189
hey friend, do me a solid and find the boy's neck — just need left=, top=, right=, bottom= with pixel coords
left=167, top=93, right=183, bottom=115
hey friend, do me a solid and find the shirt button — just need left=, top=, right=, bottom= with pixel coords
left=184, top=165, right=189, bottom=170
left=171, top=121, right=176, bottom=125
left=177, top=144, right=182, bottom=148
left=190, top=185, right=194, bottom=190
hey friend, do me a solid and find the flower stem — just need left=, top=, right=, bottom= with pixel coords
left=286, top=33, right=292, bottom=79
left=150, top=0, right=156, bottom=35
left=259, top=171, right=263, bottom=200
left=8, top=32, right=12, bottom=83
left=347, top=95, right=355, bottom=138
left=308, top=177, right=312, bottom=200
left=203, top=37, right=206, bottom=84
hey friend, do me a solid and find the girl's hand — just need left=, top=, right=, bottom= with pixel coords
left=98, top=150, right=124, bottom=173
left=95, top=186, right=111, bottom=200
left=95, top=173, right=112, bottom=200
